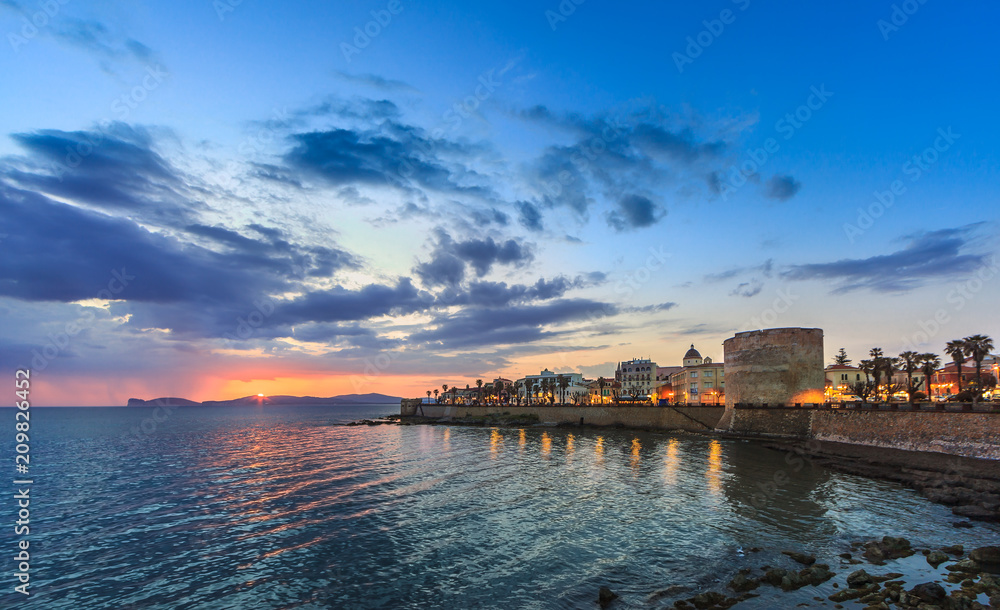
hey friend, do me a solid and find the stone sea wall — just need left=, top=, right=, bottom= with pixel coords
left=727, top=407, right=1000, bottom=460
left=400, top=403, right=725, bottom=432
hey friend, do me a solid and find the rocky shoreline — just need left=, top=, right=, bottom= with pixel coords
left=599, top=537, right=1000, bottom=609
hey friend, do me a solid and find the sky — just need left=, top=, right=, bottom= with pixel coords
left=1, top=0, right=998, bottom=405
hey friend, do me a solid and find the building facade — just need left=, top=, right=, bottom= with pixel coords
left=615, top=358, right=658, bottom=400
left=669, top=345, right=725, bottom=404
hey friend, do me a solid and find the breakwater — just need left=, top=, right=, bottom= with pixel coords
left=399, top=401, right=725, bottom=432
left=727, top=405, right=1000, bottom=461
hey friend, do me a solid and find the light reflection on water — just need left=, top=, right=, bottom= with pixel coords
left=4, top=405, right=999, bottom=610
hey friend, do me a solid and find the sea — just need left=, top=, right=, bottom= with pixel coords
left=0, top=404, right=998, bottom=609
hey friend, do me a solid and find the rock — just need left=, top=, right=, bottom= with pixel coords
left=838, top=553, right=853, bottom=560
left=908, top=582, right=946, bottom=603
left=598, top=586, right=618, bottom=606
left=952, top=505, right=999, bottom=521
left=926, top=551, right=949, bottom=567
left=970, top=546, right=1000, bottom=565
left=803, top=564, right=834, bottom=585
left=829, top=584, right=878, bottom=603
left=648, top=585, right=688, bottom=602
left=689, top=591, right=726, bottom=609
left=953, top=520, right=974, bottom=528
left=782, top=550, right=816, bottom=565
left=863, top=544, right=885, bottom=564
left=728, top=573, right=759, bottom=593
left=847, top=569, right=875, bottom=588
left=762, top=569, right=787, bottom=586
left=946, top=559, right=981, bottom=573
left=942, top=544, right=964, bottom=556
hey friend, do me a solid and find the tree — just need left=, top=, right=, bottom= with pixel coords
left=898, top=351, right=920, bottom=404
left=433, top=388, right=439, bottom=402
left=597, top=377, right=607, bottom=404
left=883, top=357, right=901, bottom=402
left=557, top=374, right=570, bottom=405
left=918, top=353, right=941, bottom=402
left=869, top=348, right=885, bottom=401
left=512, top=380, right=522, bottom=405
left=833, top=348, right=851, bottom=366
left=475, top=379, right=483, bottom=404
left=945, top=340, right=967, bottom=394
left=442, top=384, right=449, bottom=404
left=963, top=334, right=995, bottom=402
left=849, top=380, right=876, bottom=403
left=426, top=390, right=431, bottom=400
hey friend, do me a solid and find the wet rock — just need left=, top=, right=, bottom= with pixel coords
left=908, top=581, right=946, bottom=603
left=942, top=544, right=964, bottom=556
left=803, top=564, right=834, bottom=585
left=727, top=573, right=759, bottom=593
left=648, top=585, right=688, bottom=602
left=847, top=569, right=875, bottom=588
left=926, top=551, right=949, bottom=567
left=952, top=504, right=999, bottom=521
left=838, top=552, right=852, bottom=560
left=953, top=520, right=974, bottom=528
left=970, top=546, right=1000, bottom=565
left=781, top=550, right=816, bottom=565
left=688, top=591, right=727, bottom=609
left=946, top=559, right=982, bottom=573
left=829, top=583, right=878, bottom=602
left=598, top=586, right=618, bottom=606
left=762, top=569, right=787, bottom=587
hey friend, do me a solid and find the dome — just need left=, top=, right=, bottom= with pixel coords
left=683, top=344, right=702, bottom=360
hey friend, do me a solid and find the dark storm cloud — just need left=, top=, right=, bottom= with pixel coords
left=781, top=228, right=989, bottom=293
left=5, top=123, right=199, bottom=226
left=607, top=194, right=665, bottom=232
left=765, top=174, right=802, bottom=201
left=516, top=200, right=544, bottom=232
left=414, top=230, right=534, bottom=286
left=409, top=298, right=616, bottom=349
left=468, top=207, right=509, bottom=227
left=270, top=279, right=434, bottom=325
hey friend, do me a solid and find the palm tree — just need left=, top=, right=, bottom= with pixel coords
left=433, top=388, right=439, bottom=402
left=597, top=377, right=607, bottom=404
left=833, top=348, right=851, bottom=366
left=442, top=384, right=449, bottom=404
left=512, top=380, right=522, bottom=405
left=475, top=379, right=483, bottom=404
left=883, top=357, right=901, bottom=402
left=964, top=334, right=995, bottom=402
left=869, top=348, right=885, bottom=401
left=426, top=390, right=431, bottom=401
left=557, top=374, right=570, bottom=404
left=918, top=353, right=941, bottom=401
left=945, top=340, right=967, bottom=394
left=898, top=351, right=919, bottom=404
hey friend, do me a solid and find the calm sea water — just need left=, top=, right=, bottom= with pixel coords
left=1, top=404, right=997, bottom=609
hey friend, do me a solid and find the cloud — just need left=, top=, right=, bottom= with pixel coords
left=621, top=302, right=679, bottom=314
left=765, top=174, right=801, bottom=201
left=729, top=281, right=763, bottom=298
left=516, top=201, right=544, bottom=232
left=409, top=299, right=616, bottom=349
left=781, top=227, right=989, bottom=293
left=333, top=72, right=420, bottom=93
left=414, top=230, right=534, bottom=286
left=607, top=194, right=665, bottom=231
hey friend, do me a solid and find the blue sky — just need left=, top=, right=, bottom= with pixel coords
left=1, top=0, right=997, bottom=404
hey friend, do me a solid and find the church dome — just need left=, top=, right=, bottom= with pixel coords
left=683, top=344, right=702, bottom=360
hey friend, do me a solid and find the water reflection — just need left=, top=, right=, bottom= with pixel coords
left=565, top=434, right=575, bottom=455
left=541, top=432, right=551, bottom=457
left=664, top=438, right=680, bottom=487
left=518, top=428, right=526, bottom=450
left=490, top=428, right=502, bottom=459
left=707, top=439, right=723, bottom=497
left=594, top=436, right=604, bottom=465
left=630, top=438, right=641, bottom=473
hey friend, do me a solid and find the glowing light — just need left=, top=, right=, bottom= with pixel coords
left=541, top=432, right=551, bottom=457
left=707, top=440, right=723, bottom=496
left=664, top=439, right=679, bottom=486
left=566, top=434, right=575, bottom=455
left=257, top=393, right=265, bottom=397
left=490, top=428, right=502, bottom=459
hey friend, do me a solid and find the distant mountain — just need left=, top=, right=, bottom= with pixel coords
left=126, top=393, right=401, bottom=407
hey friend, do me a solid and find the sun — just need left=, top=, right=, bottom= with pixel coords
left=257, top=393, right=265, bottom=397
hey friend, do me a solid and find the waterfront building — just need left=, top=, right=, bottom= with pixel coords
left=515, top=369, right=585, bottom=404
left=932, top=356, right=999, bottom=396
left=654, top=366, right=683, bottom=401
left=824, top=364, right=874, bottom=399
left=669, top=345, right=725, bottom=404
left=615, top=358, right=658, bottom=400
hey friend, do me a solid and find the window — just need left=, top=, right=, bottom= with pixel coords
left=690, top=372, right=698, bottom=378
left=705, top=382, right=713, bottom=388
left=841, top=374, right=848, bottom=381
left=719, top=370, right=724, bottom=377
left=704, top=370, right=713, bottom=377
left=691, top=383, right=698, bottom=391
